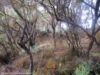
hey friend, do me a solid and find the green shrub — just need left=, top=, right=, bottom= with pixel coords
left=94, top=63, right=100, bottom=75
left=0, top=34, right=6, bottom=42
left=74, top=61, right=92, bottom=75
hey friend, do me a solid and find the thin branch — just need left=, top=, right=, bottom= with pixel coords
left=81, top=0, right=95, bottom=9
left=10, top=0, right=27, bottom=21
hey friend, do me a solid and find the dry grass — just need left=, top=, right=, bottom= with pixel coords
left=0, top=36, right=99, bottom=75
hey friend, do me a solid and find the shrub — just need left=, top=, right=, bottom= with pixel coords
left=74, top=61, right=92, bottom=75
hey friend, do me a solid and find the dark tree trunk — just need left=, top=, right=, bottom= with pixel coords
left=53, top=28, right=56, bottom=49
left=28, top=50, right=34, bottom=75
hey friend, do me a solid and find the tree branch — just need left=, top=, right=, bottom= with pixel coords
left=81, top=0, right=95, bottom=9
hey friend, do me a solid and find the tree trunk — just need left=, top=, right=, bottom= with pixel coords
left=28, top=50, right=34, bottom=75
left=53, top=28, right=56, bottom=49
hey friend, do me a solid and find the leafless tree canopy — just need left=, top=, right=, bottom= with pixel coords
left=0, top=0, right=100, bottom=74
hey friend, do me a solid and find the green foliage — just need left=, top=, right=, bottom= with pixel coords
left=94, top=63, right=100, bottom=75
left=32, top=71, right=37, bottom=75
left=0, top=34, right=6, bottom=42
left=74, top=61, right=92, bottom=75
left=91, top=52, right=100, bottom=57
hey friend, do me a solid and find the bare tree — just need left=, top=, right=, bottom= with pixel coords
left=81, top=0, right=100, bottom=56
left=10, top=0, right=38, bottom=74
left=35, top=0, right=100, bottom=57
left=50, top=16, right=58, bottom=49
left=35, top=0, right=83, bottom=56
left=0, top=0, right=38, bottom=74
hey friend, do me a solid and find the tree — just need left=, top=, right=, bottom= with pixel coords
left=36, top=0, right=83, bottom=56
left=81, top=0, right=100, bottom=56
left=36, top=0, right=100, bottom=57
left=0, top=0, right=38, bottom=74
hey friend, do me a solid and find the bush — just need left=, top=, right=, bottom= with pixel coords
left=74, top=61, right=92, bottom=75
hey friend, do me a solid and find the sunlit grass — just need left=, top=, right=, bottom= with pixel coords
left=91, top=52, right=100, bottom=57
